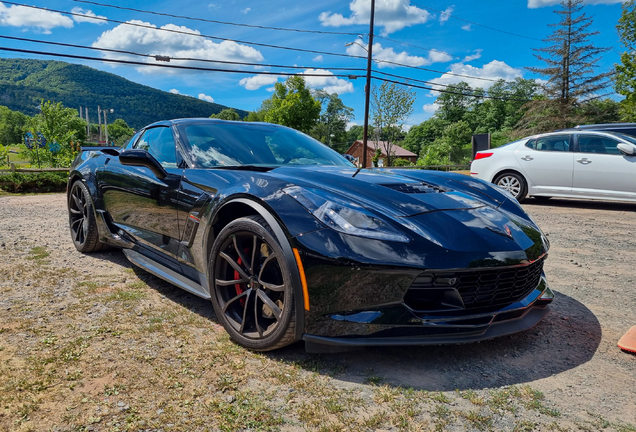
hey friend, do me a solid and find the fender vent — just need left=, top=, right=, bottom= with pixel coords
left=380, top=182, right=446, bottom=194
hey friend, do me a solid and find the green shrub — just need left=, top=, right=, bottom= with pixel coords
left=0, top=171, right=68, bottom=193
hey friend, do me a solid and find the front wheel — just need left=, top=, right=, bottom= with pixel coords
left=68, top=180, right=106, bottom=253
left=494, top=172, right=527, bottom=201
left=209, top=215, right=297, bottom=351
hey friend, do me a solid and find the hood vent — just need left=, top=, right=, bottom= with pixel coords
left=380, top=182, right=446, bottom=194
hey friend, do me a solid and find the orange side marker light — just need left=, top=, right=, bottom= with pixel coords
left=292, top=248, right=310, bottom=311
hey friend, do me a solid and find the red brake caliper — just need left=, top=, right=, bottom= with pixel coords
left=234, top=256, right=248, bottom=306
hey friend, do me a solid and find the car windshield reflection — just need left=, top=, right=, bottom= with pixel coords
left=176, top=121, right=353, bottom=169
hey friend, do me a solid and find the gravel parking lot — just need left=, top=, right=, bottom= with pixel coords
left=0, top=193, right=635, bottom=432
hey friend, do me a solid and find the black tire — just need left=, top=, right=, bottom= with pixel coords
left=493, top=172, right=528, bottom=201
left=68, top=180, right=106, bottom=253
left=209, top=215, right=297, bottom=351
left=533, top=196, right=552, bottom=201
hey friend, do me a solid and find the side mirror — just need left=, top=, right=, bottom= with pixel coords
left=119, top=149, right=168, bottom=179
left=617, top=143, right=636, bottom=156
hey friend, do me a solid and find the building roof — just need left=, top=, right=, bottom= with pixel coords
left=346, top=140, right=417, bottom=158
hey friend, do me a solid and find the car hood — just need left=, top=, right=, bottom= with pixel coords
left=269, top=166, right=502, bottom=217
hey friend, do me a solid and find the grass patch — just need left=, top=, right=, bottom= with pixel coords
left=27, top=246, right=49, bottom=260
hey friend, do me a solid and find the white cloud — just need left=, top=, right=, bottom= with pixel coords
left=461, top=24, right=472, bottom=31
left=198, top=93, right=214, bottom=103
left=439, top=5, right=454, bottom=25
left=169, top=89, right=180, bottom=94
left=92, top=20, right=264, bottom=74
left=528, top=0, right=626, bottom=7
left=346, top=121, right=358, bottom=130
left=208, top=3, right=220, bottom=9
left=71, top=7, right=107, bottom=25
left=240, top=70, right=355, bottom=94
left=462, top=49, right=482, bottom=63
left=239, top=75, right=281, bottom=90
left=313, top=55, right=324, bottom=62
left=428, top=60, right=523, bottom=94
left=319, top=0, right=431, bottom=36
left=242, top=7, right=251, bottom=14
left=423, top=103, right=440, bottom=113
left=301, top=69, right=354, bottom=94
left=346, top=39, right=453, bottom=69
left=0, top=3, right=73, bottom=33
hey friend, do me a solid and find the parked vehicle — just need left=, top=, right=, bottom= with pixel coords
left=471, top=130, right=636, bottom=202
left=560, top=122, right=636, bottom=137
left=68, top=118, right=552, bottom=352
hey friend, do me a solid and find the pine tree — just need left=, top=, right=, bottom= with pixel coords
left=519, top=0, right=612, bottom=133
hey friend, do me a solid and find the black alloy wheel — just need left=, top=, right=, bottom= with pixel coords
left=210, top=216, right=297, bottom=351
left=68, top=180, right=105, bottom=252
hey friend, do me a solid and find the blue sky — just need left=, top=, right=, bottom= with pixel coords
left=0, top=0, right=626, bottom=127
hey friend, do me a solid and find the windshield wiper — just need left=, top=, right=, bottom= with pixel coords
left=211, top=165, right=277, bottom=172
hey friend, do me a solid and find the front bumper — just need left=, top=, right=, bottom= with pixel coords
left=302, top=277, right=553, bottom=352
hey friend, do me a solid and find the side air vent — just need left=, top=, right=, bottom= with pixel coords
left=380, top=182, right=446, bottom=194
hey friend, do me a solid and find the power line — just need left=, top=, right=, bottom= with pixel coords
left=373, top=36, right=502, bottom=67
left=0, top=35, right=527, bottom=99
left=0, top=35, right=366, bottom=72
left=410, top=2, right=541, bottom=41
left=0, top=46, right=364, bottom=79
left=2, top=2, right=366, bottom=62
left=68, top=0, right=361, bottom=36
left=371, top=75, right=532, bottom=102
left=3, top=2, right=512, bottom=84
left=0, top=45, right=529, bottom=102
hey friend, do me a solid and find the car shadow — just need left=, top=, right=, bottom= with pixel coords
left=270, top=291, right=601, bottom=392
left=523, top=197, right=636, bottom=212
left=94, top=250, right=601, bottom=392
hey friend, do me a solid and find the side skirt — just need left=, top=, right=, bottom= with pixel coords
left=123, top=249, right=211, bottom=300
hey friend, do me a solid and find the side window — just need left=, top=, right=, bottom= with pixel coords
left=527, top=135, right=570, bottom=152
left=124, top=131, right=142, bottom=149
left=578, top=135, right=621, bottom=155
left=134, top=129, right=153, bottom=151
left=149, top=127, right=178, bottom=168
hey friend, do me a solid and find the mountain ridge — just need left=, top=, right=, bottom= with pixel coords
left=0, top=58, right=248, bottom=129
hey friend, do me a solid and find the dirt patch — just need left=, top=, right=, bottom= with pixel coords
left=0, top=193, right=634, bottom=431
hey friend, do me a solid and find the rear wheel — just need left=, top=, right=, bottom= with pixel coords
left=68, top=180, right=106, bottom=253
left=494, top=172, right=527, bottom=201
left=209, top=215, right=297, bottom=351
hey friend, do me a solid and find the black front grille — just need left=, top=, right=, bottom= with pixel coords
left=404, top=259, right=544, bottom=311
left=380, top=182, right=446, bottom=194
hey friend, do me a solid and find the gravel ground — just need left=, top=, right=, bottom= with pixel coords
left=0, top=193, right=634, bottom=432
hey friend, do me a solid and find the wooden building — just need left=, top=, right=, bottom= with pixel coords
left=345, top=140, right=418, bottom=168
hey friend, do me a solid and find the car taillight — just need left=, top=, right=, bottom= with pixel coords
left=474, top=152, right=493, bottom=160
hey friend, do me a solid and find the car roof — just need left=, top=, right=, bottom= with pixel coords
left=526, top=130, right=625, bottom=140
left=142, top=118, right=284, bottom=129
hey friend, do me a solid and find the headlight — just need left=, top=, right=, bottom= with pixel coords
left=284, top=186, right=410, bottom=243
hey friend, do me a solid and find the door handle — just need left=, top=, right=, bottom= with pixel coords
left=577, top=158, right=592, bottom=165
left=520, top=155, right=533, bottom=161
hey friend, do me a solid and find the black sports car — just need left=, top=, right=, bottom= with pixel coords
left=67, top=118, right=553, bottom=352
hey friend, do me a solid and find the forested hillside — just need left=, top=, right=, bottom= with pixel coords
left=0, top=58, right=247, bottom=129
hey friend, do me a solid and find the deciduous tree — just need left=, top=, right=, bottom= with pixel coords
left=370, top=82, right=415, bottom=167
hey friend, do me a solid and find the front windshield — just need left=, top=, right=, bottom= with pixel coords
left=177, top=121, right=353, bottom=168
left=606, top=131, right=636, bottom=145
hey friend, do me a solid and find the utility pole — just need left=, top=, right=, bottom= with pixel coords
left=104, top=108, right=113, bottom=145
left=98, top=105, right=102, bottom=143
left=85, top=108, right=89, bottom=139
left=361, top=0, right=376, bottom=169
